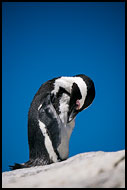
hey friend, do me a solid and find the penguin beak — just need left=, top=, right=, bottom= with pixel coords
left=68, top=104, right=78, bottom=123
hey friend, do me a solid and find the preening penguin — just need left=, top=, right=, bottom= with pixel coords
left=10, top=74, right=95, bottom=170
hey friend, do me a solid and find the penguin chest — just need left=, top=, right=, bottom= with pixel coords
left=57, top=120, right=75, bottom=160
left=56, top=94, right=75, bottom=160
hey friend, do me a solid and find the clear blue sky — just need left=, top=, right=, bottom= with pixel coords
left=2, top=2, right=125, bottom=172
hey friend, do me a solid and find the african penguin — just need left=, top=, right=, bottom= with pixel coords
left=9, top=74, right=95, bottom=170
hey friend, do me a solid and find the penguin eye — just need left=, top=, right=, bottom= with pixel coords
left=76, top=100, right=80, bottom=110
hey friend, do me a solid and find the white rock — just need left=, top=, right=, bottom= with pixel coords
left=2, top=150, right=125, bottom=188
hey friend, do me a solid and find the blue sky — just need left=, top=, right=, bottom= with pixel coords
left=2, top=2, right=125, bottom=172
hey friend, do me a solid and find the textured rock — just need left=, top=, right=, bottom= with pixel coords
left=2, top=150, right=125, bottom=188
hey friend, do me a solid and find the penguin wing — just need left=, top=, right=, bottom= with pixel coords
left=38, top=93, right=63, bottom=151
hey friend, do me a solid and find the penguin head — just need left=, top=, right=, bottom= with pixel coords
left=68, top=74, right=95, bottom=123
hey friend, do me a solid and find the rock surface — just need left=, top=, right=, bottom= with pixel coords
left=2, top=150, right=125, bottom=188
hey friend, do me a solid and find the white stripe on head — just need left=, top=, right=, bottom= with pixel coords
left=38, top=120, right=58, bottom=163
left=73, top=77, right=87, bottom=109
left=51, top=76, right=87, bottom=109
left=51, top=77, right=73, bottom=95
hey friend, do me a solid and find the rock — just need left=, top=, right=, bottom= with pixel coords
left=2, top=150, right=125, bottom=188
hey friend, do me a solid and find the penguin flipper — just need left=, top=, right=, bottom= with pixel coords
left=38, top=93, right=63, bottom=150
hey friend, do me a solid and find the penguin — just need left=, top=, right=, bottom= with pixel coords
left=9, top=74, right=95, bottom=170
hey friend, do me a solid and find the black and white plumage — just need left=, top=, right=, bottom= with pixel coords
left=10, top=74, right=95, bottom=170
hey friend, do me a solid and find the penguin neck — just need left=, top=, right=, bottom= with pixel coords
left=59, top=93, right=70, bottom=124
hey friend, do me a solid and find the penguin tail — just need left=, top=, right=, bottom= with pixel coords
left=9, top=159, right=49, bottom=170
left=9, top=160, right=33, bottom=170
left=9, top=163, right=28, bottom=170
